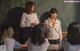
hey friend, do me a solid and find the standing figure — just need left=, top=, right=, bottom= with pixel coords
left=44, top=8, right=62, bottom=51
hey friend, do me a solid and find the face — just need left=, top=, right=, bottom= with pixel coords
left=31, top=5, right=35, bottom=12
left=8, top=27, right=14, bottom=37
left=50, top=13, right=57, bottom=19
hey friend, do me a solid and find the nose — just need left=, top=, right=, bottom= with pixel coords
left=53, top=14, right=56, bottom=17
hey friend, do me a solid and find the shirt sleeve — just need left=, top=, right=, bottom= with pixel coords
left=35, top=13, right=39, bottom=24
left=44, top=20, right=49, bottom=34
left=14, top=40, right=21, bottom=48
left=44, top=19, right=52, bottom=32
left=58, top=21, right=62, bottom=41
left=20, top=13, right=30, bottom=28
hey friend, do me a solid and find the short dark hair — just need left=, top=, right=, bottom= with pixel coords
left=25, top=1, right=35, bottom=14
left=50, top=8, right=58, bottom=14
left=67, top=22, right=80, bottom=45
left=31, top=24, right=45, bottom=45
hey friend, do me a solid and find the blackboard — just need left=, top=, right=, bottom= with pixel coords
left=0, top=0, right=80, bottom=32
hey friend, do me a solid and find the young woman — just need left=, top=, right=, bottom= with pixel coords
left=62, top=22, right=80, bottom=51
left=44, top=8, right=62, bottom=50
left=25, top=24, right=49, bottom=51
left=20, top=1, right=39, bottom=44
left=2, top=26, right=21, bottom=51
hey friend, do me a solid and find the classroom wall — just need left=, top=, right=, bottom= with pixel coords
left=0, top=0, right=80, bottom=32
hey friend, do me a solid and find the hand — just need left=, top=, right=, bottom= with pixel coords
left=21, top=44, right=27, bottom=48
left=30, top=23, right=36, bottom=27
left=50, top=19, right=56, bottom=26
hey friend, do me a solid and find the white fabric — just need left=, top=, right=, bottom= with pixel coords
left=26, top=38, right=49, bottom=51
left=4, top=38, right=21, bottom=51
left=44, top=18, right=62, bottom=41
left=20, top=13, right=39, bottom=28
left=62, top=39, right=80, bottom=51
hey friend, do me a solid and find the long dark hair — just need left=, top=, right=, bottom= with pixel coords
left=25, top=1, right=36, bottom=14
left=67, top=22, right=80, bottom=45
left=31, top=24, right=45, bottom=45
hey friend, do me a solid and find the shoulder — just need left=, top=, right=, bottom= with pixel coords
left=5, top=38, right=14, bottom=41
left=4, top=38, right=15, bottom=44
left=56, top=19, right=61, bottom=24
left=32, top=12, right=37, bottom=16
left=21, top=13, right=28, bottom=17
left=62, top=38, right=69, bottom=51
left=22, top=12, right=27, bottom=15
left=44, top=18, right=50, bottom=22
left=33, top=12, right=37, bottom=14
left=56, top=19, right=60, bottom=22
left=27, top=38, right=31, bottom=43
left=62, top=38, right=72, bottom=48
left=28, top=38, right=31, bottom=41
left=22, top=12, right=26, bottom=14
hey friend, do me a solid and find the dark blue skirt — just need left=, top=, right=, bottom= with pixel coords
left=48, top=38, right=60, bottom=44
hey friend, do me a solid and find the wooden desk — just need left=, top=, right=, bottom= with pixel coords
left=62, top=32, right=67, bottom=39
left=14, top=47, right=27, bottom=51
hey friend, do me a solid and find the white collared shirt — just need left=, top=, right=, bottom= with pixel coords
left=26, top=38, right=49, bottom=51
left=4, top=38, right=21, bottom=51
left=20, top=12, right=39, bottom=28
left=62, top=38, right=80, bottom=51
left=44, top=18, right=62, bottom=41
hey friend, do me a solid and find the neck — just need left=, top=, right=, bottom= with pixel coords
left=50, top=17, right=56, bottom=21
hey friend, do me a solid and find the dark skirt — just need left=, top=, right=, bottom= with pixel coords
left=20, top=27, right=33, bottom=44
left=48, top=38, right=60, bottom=44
